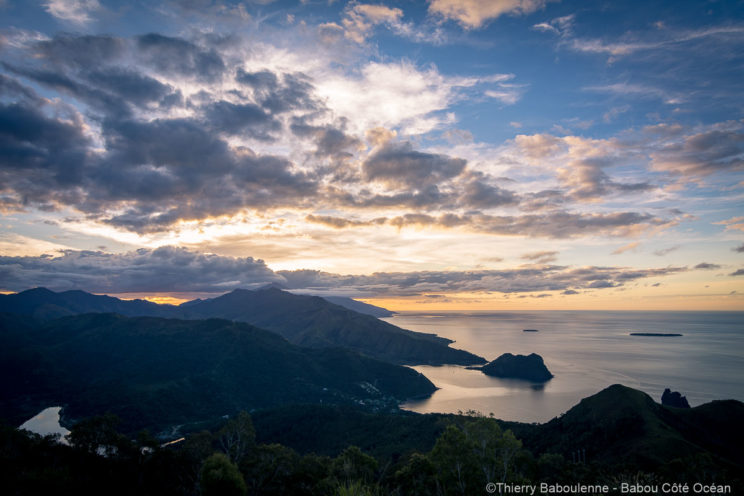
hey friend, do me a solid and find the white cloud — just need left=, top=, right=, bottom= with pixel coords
left=342, top=3, right=404, bottom=43
left=315, top=61, right=519, bottom=135
left=485, top=88, right=522, bottom=105
left=337, top=2, right=446, bottom=44
left=428, top=0, right=550, bottom=29
left=44, top=0, right=100, bottom=24
left=584, top=83, right=684, bottom=105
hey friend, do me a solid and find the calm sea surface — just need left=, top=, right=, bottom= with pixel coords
left=386, top=311, right=744, bottom=423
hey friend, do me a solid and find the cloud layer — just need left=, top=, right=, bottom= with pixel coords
left=0, top=247, right=690, bottom=297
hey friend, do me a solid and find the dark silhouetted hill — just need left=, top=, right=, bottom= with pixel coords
left=517, top=384, right=744, bottom=470
left=0, top=287, right=177, bottom=320
left=180, top=288, right=484, bottom=365
left=0, top=288, right=484, bottom=365
left=0, top=313, right=435, bottom=433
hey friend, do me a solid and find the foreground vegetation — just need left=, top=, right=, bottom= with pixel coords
left=3, top=389, right=742, bottom=496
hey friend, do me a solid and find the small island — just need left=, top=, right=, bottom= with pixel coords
left=522, top=329, right=539, bottom=332
left=629, top=333, right=683, bottom=337
left=470, top=353, right=553, bottom=382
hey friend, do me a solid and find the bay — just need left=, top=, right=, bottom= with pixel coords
left=19, top=406, right=70, bottom=443
left=385, top=311, right=744, bottom=423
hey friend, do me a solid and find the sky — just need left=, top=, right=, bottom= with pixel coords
left=0, top=0, right=743, bottom=310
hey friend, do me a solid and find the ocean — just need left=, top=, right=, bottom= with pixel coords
left=385, top=311, right=744, bottom=423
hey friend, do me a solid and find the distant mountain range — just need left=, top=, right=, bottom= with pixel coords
left=0, top=287, right=484, bottom=366
left=0, top=312, right=436, bottom=433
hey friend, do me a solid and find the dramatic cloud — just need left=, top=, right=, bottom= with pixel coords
left=0, top=248, right=690, bottom=297
left=734, top=244, right=744, bottom=253
left=0, top=247, right=281, bottom=293
left=0, top=99, right=91, bottom=210
left=428, top=0, right=549, bottom=29
left=730, top=269, right=744, bottom=277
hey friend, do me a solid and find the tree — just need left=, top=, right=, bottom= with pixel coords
left=241, top=443, right=299, bottom=495
left=200, top=452, right=247, bottom=496
left=430, top=425, right=476, bottom=495
left=428, top=419, right=528, bottom=495
left=393, top=452, right=439, bottom=496
left=217, top=411, right=256, bottom=465
left=332, top=445, right=379, bottom=485
left=68, top=413, right=128, bottom=457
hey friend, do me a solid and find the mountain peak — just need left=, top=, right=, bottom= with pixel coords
left=19, top=287, right=56, bottom=296
left=256, top=282, right=286, bottom=291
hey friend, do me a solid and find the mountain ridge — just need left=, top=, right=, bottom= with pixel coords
left=0, top=287, right=485, bottom=365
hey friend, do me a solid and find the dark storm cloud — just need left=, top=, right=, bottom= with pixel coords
left=0, top=247, right=281, bottom=293
left=136, top=33, right=226, bottom=81
left=730, top=268, right=744, bottom=276
left=363, top=141, right=466, bottom=187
